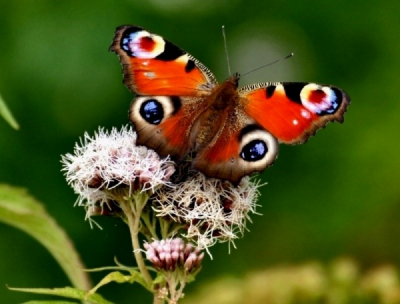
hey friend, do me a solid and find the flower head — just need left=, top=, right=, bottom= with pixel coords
left=61, top=126, right=175, bottom=219
left=144, top=238, right=204, bottom=273
left=152, top=170, right=261, bottom=249
left=145, top=238, right=204, bottom=303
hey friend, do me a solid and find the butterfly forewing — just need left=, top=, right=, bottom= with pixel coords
left=240, top=82, right=350, bottom=144
left=110, top=25, right=218, bottom=97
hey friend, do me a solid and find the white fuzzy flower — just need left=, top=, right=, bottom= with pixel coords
left=152, top=171, right=261, bottom=249
left=61, top=126, right=175, bottom=219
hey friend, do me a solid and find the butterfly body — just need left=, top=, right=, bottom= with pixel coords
left=111, top=25, right=350, bottom=183
left=192, top=75, right=240, bottom=148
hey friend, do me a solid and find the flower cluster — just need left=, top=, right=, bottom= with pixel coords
left=152, top=171, right=260, bottom=249
left=61, top=126, right=175, bottom=220
left=145, top=238, right=204, bottom=303
left=144, top=238, right=204, bottom=273
left=61, top=126, right=264, bottom=302
left=62, top=126, right=261, bottom=249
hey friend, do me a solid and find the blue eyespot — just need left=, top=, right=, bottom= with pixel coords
left=140, top=100, right=164, bottom=125
left=240, top=140, right=267, bottom=162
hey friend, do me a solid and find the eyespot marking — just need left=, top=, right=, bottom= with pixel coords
left=131, top=96, right=178, bottom=127
left=240, top=140, right=267, bottom=162
left=120, top=29, right=166, bottom=59
left=238, top=126, right=279, bottom=171
left=300, top=84, right=343, bottom=116
left=140, top=99, right=164, bottom=125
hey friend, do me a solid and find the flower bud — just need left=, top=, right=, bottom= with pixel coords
left=145, top=238, right=203, bottom=273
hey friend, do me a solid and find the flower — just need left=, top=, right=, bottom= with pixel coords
left=144, top=238, right=204, bottom=273
left=61, top=126, right=175, bottom=220
left=62, top=125, right=262, bottom=251
left=144, top=238, right=204, bottom=303
left=152, top=170, right=261, bottom=249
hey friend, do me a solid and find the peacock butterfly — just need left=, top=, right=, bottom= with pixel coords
left=110, top=25, right=350, bottom=184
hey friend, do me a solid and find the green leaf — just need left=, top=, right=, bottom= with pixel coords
left=0, top=93, right=19, bottom=129
left=152, top=273, right=165, bottom=286
left=9, top=287, right=113, bottom=304
left=87, top=270, right=147, bottom=297
left=0, top=184, right=91, bottom=290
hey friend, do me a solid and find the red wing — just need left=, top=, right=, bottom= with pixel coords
left=110, top=25, right=217, bottom=96
left=240, top=82, right=350, bottom=144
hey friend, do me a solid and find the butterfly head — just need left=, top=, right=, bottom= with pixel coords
left=230, top=72, right=240, bottom=88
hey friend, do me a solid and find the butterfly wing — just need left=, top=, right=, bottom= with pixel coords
left=111, top=25, right=218, bottom=157
left=192, top=114, right=280, bottom=183
left=240, top=82, right=350, bottom=144
left=194, top=80, right=349, bottom=183
left=129, top=95, right=211, bottom=159
left=110, top=25, right=217, bottom=96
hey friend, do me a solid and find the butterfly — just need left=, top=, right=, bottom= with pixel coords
left=110, top=25, right=350, bottom=184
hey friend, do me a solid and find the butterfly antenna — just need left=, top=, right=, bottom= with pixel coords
left=241, top=53, right=294, bottom=77
left=222, top=25, right=232, bottom=76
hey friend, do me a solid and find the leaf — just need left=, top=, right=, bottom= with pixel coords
left=87, top=270, right=147, bottom=297
left=186, top=268, right=201, bottom=284
left=152, top=273, right=165, bottom=286
left=0, top=93, right=19, bottom=129
left=0, top=184, right=91, bottom=290
left=8, top=286, right=113, bottom=304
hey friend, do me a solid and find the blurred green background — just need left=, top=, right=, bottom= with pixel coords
left=1, top=0, right=399, bottom=303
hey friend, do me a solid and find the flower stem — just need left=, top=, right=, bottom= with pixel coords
left=153, top=290, right=166, bottom=304
left=119, top=193, right=153, bottom=287
left=160, top=218, right=171, bottom=239
left=141, top=210, right=159, bottom=240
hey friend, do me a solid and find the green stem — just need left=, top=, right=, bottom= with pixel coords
left=119, top=194, right=153, bottom=288
left=153, top=289, right=166, bottom=304
left=168, top=224, right=185, bottom=238
left=141, top=210, right=159, bottom=240
left=159, top=218, right=185, bottom=240
left=160, top=218, right=171, bottom=239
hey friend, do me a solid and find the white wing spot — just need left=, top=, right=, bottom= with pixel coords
left=144, top=72, right=156, bottom=79
left=301, top=109, right=311, bottom=119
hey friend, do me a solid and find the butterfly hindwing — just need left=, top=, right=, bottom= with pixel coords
left=240, top=82, right=350, bottom=144
left=193, top=120, right=279, bottom=183
left=129, top=95, right=209, bottom=159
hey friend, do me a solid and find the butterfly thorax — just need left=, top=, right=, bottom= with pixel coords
left=208, top=74, right=240, bottom=110
left=192, top=74, right=241, bottom=150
